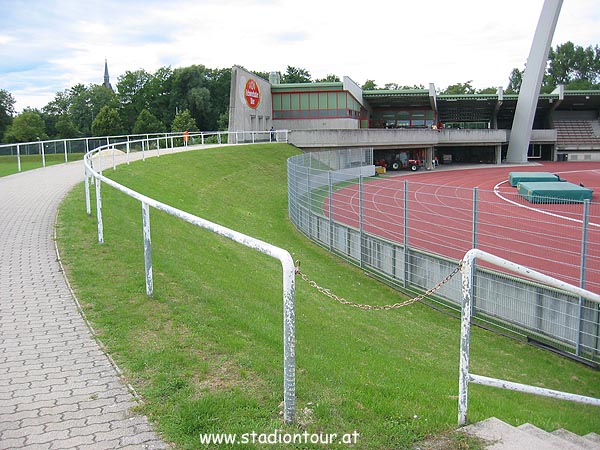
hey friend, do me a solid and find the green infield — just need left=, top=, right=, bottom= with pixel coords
left=56, top=144, right=600, bottom=449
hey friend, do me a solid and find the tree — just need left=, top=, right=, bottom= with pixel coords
left=362, top=80, right=378, bottom=90
left=117, top=69, right=153, bottom=132
left=441, top=81, right=476, bottom=95
left=0, top=89, right=16, bottom=142
left=544, top=42, right=600, bottom=91
left=55, top=115, right=79, bottom=138
left=4, top=109, right=48, bottom=143
left=477, top=87, right=498, bottom=94
left=282, top=66, right=311, bottom=83
left=506, top=68, right=523, bottom=94
left=171, top=109, right=198, bottom=132
left=315, top=74, right=341, bottom=82
left=91, top=106, right=124, bottom=136
left=133, top=109, right=164, bottom=134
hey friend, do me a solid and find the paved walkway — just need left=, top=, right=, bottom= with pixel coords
left=0, top=158, right=168, bottom=449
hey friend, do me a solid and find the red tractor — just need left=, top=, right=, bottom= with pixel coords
left=375, top=150, right=422, bottom=171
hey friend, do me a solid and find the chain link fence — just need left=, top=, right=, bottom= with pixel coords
left=288, top=148, right=600, bottom=364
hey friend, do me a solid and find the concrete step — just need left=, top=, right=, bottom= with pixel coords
left=552, top=429, right=600, bottom=450
left=460, top=417, right=600, bottom=450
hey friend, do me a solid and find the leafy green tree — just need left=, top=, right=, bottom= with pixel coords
left=477, top=87, right=498, bottom=94
left=170, top=65, right=213, bottom=131
left=361, top=80, right=378, bottom=90
left=55, top=115, right=80, bottom=138
left=117, top=69, right=153, bottom=132
left=506, top=68, right=523, bottom=94
left=69, top=84, right=116, bottom=136
left=547, top=41, right=600, bottom=89
left=133, top=109, right=164, bottom=134
left=4, top=109, right=48, bottom=143
left=315, top=74, right=341, bottom=82
left=441, top=81, right=476, bottom=95
left=91, top=106, right=124, bottom=136
left=171, top=109, right=198, bottom=132
left=0, top=89, right=16, bottom=142
left=282, top=66, right=311, bottom=83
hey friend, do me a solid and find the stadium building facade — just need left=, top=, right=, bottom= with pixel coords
left=228, top=66, right=600, bottom=166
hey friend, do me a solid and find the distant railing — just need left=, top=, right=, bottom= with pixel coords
left=458, top=249, right=600, bottom=426
left=80, top=132, right=296, bottom=423
left=0, top=129, right=289, bottom=172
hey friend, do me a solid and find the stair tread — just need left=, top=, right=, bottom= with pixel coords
left=518, top=423, right=583, bottom=450
left=552, top=429, right=600, bottom=450
left=460, top=417, right=563, bottom=450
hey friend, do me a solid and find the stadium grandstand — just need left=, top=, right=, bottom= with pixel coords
left=228, top=66, right=600, bottom=167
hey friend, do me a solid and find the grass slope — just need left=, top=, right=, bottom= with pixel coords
left=56, top=144, right=600, bottom=449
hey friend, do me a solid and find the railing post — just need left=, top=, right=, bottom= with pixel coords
left=458, top=252, right=475, bottom=426
left=281, top=255, right=296, bottom=424
left=156, top=137, right=160, bottom=157
left=142, top=139, right=146, bottom=161
left=40, top=141, right=46, bottom=167
left=84, top=167, right=91, bottom=215
left=126, top=140, right=130, bottom=165
left=17, top=144, right=21, bottom=172
left=63, top=139, right=68, bottom=163
left=142, top=202, right=154, bottom=297
left=95, top=177, right=104, bottom=244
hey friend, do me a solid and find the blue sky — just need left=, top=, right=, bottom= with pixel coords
left=1, top=0, right=599, bottom=111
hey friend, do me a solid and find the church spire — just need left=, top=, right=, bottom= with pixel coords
left=103, top=59, right=113, bottom=91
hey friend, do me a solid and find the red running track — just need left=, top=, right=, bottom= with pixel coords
left=325, top=162, right=600, bottom=292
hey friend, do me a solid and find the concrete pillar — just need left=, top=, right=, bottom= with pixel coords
left=506, top=0, right=562, bottom=163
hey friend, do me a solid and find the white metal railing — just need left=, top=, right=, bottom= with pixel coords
left=0, top=130, right=289, bottom=173
left=458, top=248, right=600, bottom=426
left=82, top=133, right=296, bottom=423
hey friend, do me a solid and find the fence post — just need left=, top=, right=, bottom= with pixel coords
left=63, top=140, right=68, bottom=163
left=17, top=144, right=21, bottom=172
left=576, top=199, right=591, bottom=356
left=142, top=202, right=154, bottom=297
left=359, top=175, right=364, bottom=268
left=126, top=140, right=130, bottom=165
left=403, top=180, right=409, bottom=288
left=156, top=137, right=160, bottom=157
left=458, top=252, right=475, bottom=426
left=328, top=171, right=334, bottom=251
left=142, top=139, right=146, bottom=161
left=471, top=188, right=479, bottom=315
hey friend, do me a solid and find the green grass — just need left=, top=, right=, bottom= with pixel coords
left=56, top=144, right=600, bottom=449
left=0, top=153, right=83, bottom=177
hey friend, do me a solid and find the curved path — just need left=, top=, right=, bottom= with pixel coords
left=0, top=156, right=168, bottom=449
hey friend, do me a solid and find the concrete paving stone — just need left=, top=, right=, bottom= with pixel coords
left=67, top=421, right=112, bottom=437
left=20, top=413, right=65, bottom=429
left=77, top=438, right=122, bottom=450
left=0, top=436, right=27, bottom=449
left=26, top=428, right=71, bottom=445
left=1, top=424, right=46, bottom=440
left=48, top=433, right=96, bottom=449
left=0, top=408, right=39, bottom=424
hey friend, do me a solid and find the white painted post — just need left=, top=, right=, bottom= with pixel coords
left=142, top=202, right=153, bottom=297
left=40, top=141, right=46, bottom=167
left=16, top=144, right=21, bottom=172
left=84, top=168, right=91, bottom=215
left=95, top=177, right=104, bottom=244
left=63, top=140, right=68, bottom=163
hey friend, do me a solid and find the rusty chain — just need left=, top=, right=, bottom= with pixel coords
left=294, top=261, right=462, bottom=311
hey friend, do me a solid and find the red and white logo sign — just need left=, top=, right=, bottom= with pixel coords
left=244, top=79, right=260, bottom=109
